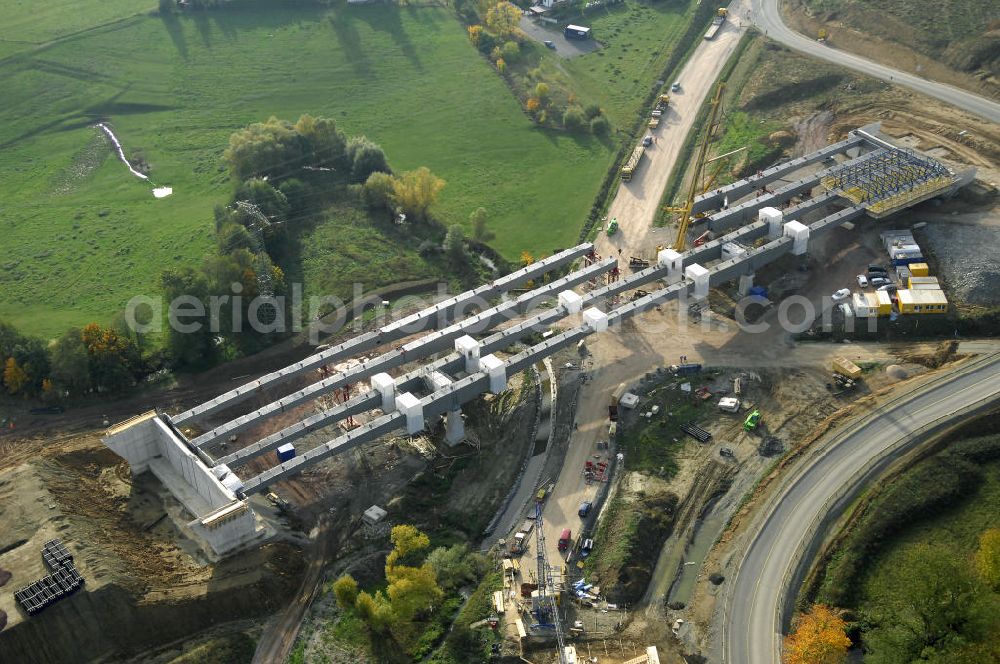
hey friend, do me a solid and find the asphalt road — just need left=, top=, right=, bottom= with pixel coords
left=725, top=355, right=1000, bottom=664
left=751, top=0, right=1000, bottom=124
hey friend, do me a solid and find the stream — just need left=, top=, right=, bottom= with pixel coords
left=97, top=123, right=172, bottom=198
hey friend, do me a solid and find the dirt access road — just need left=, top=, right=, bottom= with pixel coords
left=595, top=0, right=749, bottom=263
left=252, top=516, right=334, bottom=664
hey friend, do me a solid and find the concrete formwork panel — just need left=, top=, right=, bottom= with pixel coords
left=558, top=290, right=584, bottom=314
left=395, top=392, right=424, bottom=434
left=784, top=220, right=810, bottom=255
left=371, top=373, right=396, bottom=411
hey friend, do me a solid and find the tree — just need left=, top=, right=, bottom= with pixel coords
left=332, top=574, right=359, bottom=609
left=486, top=1, right=521, bottom=40
left=563, top=106, right=587, bottom=133
left=236, top=178, right=289, bottom=222
left=294, top=114, right=347, bottom=170
left=864, top=544, right=983, bottom=662
left=80, top=323, right=141, bottom=392
left=392, top=167, right=445, bottom=221
left=976, top=527, right=1000, bottom=590
left=224, top=116, right=305, bottom=180
left=386, top=563, right=443, bottom=621
left=783, top=604, right=850, bottom=664
left=49, top=328, right=91, bottom=395
left=445, top=225, right=466, bottom=265
left=467, top=24, right=483, bottom=46
left=496, top=57, right=506, bottom=74
left=526, top=97, right=540, bottom=114
left=426, top=544, right=487, bottom=590
left=584, top=103, right=603, bottom=120
left=470, top=207, right=494, bottom=243
left=501, top=40, right=520, bottom=63
left=3, top=357, right=27, bottom=395
left=363, top=171, right=397, bottom=212
left=520, top=250, right=533, bottom=266
left=347, top=136, right=390, bottom=183
left=386, top=524, right=431, bottom=568
left=160, top=268, right=217, bottom=369
left=591, top=115, right=611, bottom=137
left=355, top=590, right=393, bottom=631
left=534, top=82, right=550, bottom=103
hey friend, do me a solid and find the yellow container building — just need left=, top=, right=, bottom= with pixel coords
left=896, top=288, right=948, bottom=314
left=908, top=262, right=929, bottom=277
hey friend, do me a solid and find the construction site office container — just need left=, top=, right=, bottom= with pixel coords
left=907, top=276, right=940, bottom=287
left=896, top=289, right=948, bottom=314
left=911, top=283, right=943, bottom=290
left=876, top=290, right=893, bottom=315
left=852, top=293, right=878, bottom=318
left=889, top=244, right=922, bottom=260
left=908, top=262, right=930, bottom=277
left=891, top=254, right=924, bottom=267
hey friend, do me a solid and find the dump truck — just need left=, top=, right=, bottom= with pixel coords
left=704, top=7, right=727, bottom=39
left=832, top=357, right=863, bottom=380
left=621, top=145, right=645, bottom=181
left=648, top=117, right=660, bottom=129
left=658, top=93, right=670, bottom=107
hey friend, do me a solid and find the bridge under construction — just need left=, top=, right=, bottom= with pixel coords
left=102, top=123, right=974, bottom=557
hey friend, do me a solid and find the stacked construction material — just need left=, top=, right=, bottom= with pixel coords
left=14, top=539, right=84, bottom=616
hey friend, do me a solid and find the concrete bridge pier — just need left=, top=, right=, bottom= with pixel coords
left=738, top=273, right=755, bottom=297
left=445, top=408, right=465, bottom=446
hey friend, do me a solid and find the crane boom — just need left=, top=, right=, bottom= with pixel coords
left=668, top=82, right=727, bottom=251
left=534, top=502, right=568, bottom=663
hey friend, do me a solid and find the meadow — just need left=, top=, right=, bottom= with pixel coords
left=0, top=3, right=615, bottom=337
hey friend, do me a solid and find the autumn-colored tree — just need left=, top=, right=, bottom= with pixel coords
left=534, top=82, right=550, bottom=103
left=485, top=1, right=521, bottom=40
left=496, top=57, right=506, bottom=73
left=976, top=527, right=1000, bottom=589
left=332, top=574, right=359, bottom=609
left=782, top=604, right=850, bottom=664
left=386, top=524, right=431, bottom=568
left=467, top=24, right=483, bottom=46
left=392, top=167, right=445, bottom=221
left=526, top=97, right=540, bottom=113
left=520, top=250, right=534, bottom=266
left=3, top=357, right=27, bottom=395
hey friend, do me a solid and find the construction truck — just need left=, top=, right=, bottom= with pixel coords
left=621, top=145, right=645, bottom=181
left=658, top=93, right=670, bottom=107
left=648, top=116, right=660, bottom=129
left=704, top=7, right=728, bottom=40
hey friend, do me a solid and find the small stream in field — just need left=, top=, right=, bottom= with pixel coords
left=97, top=123, right=173, bottom=198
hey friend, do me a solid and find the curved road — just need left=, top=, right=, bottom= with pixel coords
left=752, top=0, right=1000, bottom=124
left=725, top=355, right=1000, bottom=664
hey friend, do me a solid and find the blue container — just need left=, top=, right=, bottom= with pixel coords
left=748, top=285, right=768, bottom=298
left=277, top=443, right=296, bottom=462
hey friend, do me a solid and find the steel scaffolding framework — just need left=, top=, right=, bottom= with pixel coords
left=821, top=147, right=953, bottom=215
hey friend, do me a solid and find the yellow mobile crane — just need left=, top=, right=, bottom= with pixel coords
left=665, top=82, right=727, bottom=251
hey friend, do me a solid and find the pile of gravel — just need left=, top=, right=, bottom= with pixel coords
left=920, top=224, right=1000, bottom=306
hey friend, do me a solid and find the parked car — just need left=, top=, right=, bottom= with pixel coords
left=544, top=40, right=556, bottom=49
left=867, top=263, right=887, bottom=273
left=642, top=135, right=653, bottom=147
left=580, top=539, right=594, bottom=557
left=831, top=288, right=851, bottom=301
left=671, top=81, right=681, bottom=91
left=856, top=274, right=869, bottom=288
left=877, top=284, right=897, bottom=293
left=578, top=501, right=593, bottom=517
left=651, top=109, right=663, bottom=118
left=870, top=276, right=891, bottom=287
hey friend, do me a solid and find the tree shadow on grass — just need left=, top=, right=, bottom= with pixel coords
left=327, top=13, right=373, bottom=80
left=158, top=13, right=189, bottom=60
left=355, top=6, right=423, bottom=73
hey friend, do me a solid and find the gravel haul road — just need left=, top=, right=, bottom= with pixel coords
left=724, top=355, right=1000, bottom=664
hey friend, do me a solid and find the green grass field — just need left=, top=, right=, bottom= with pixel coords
left=0, top=3, right=614, bottom=338
left=562, top=1, right=696, bottom=127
